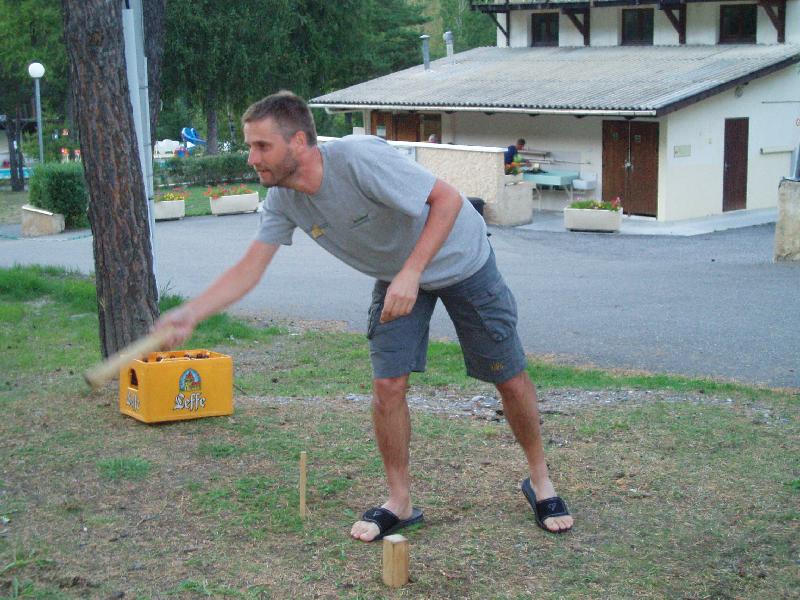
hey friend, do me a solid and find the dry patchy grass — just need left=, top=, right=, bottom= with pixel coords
left=1, top=368, right=797, bottom=599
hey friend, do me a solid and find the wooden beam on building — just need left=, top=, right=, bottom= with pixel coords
left=563, top=7, right=591, bottom=46
left=758, top=0, right=786, bottom=43
left=659, top=3, right=687, bottom=44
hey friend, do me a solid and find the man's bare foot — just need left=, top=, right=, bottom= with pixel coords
left=350, top=501, right=414, bottom=542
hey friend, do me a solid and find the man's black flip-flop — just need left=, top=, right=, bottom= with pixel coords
left=521, top=477, right=572, bottom=533
left=357, top=506, right=424, bottom=542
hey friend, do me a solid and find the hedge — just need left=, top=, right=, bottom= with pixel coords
left=154, top=152, right=257, bottom=187
left=28, top=162, right=89, bottom=229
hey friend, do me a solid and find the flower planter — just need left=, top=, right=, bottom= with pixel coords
left=21, top=204, right=65, bottom=237
left=564, top=207, right=622, bottom=232
left=154, top=199, right=185, bottom=221
left=210, top=192, right=259, bottom=216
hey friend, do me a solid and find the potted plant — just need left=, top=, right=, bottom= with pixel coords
left=205, top=183, right=259, bottom=215
left=154, top=187, right=188, bottom=220
left=564, top=196, right=623, bottom=232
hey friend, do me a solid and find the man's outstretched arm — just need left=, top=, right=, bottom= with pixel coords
left=380, top=178, right=463, bottom=323
left=155, top=240, right=279, bottom=347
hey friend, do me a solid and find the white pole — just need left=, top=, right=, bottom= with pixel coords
left=27, top=62, right=45, bottom=165
left=122, top=0, right=158, bottom=292
left=34, top=79, right=43, bottom=164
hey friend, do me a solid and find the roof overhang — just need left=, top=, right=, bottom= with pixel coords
left=310, top=103, right=657, bottom=117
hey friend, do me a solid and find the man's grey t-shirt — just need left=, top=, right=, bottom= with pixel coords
left=255, top=135, right=490, bottom=290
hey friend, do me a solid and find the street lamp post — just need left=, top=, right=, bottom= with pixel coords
left=27, top=62, right=45, bottom=164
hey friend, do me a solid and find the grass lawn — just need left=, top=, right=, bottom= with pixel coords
left=0, top=266, right=797, bottom=599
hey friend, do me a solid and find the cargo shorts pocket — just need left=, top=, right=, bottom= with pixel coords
left=471, top=278, right=518, bottom=343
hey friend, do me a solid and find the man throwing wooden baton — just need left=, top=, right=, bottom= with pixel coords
left=155, top=91, right=573, bottom=541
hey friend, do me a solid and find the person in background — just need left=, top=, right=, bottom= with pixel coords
left=504, top=138, right=529, bottom=173
left=427, top=133, right=440, bottom=144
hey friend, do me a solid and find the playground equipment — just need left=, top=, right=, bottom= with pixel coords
left=181, top=127, right=206, bottom=153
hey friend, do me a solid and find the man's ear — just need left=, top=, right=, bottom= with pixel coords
left=292, top=130, right=307, bottom=149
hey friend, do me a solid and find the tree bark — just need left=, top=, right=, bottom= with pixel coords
left=6, top=111, right=25, bottom=192
left=205, top=97, right=218, bottom=155
left=143, top=0, right=165, bottom=147
left=62, top=0, right=159, bottom=358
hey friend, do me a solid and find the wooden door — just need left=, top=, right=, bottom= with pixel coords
left=723, top=118, right=748, bottom=212
left=394, top=113, right=420, bottom=142
left=371, top=111, right=394, bottom=140
left=602, top=120, right=659, bottom=216
left=628, top=122, right=659, bottom=216
left=602, top=121, right=628, bottom=207
left=370, top=111, right=420, bottom=142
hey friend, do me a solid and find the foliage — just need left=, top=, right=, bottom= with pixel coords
left=204, top=183, right=255, bottom=199
left=27, top=162, right=88, bottom=228
left=154, top=152, right=256, bottom=187
left=162, top=0, right=428, bottom=147
left=21, top=124, right=80, bottom=163
left=427, top=0, right=496, bottom=58
left=155, top=96, right=200, bottom=142
left=0, top=0, right=68, bottom=120
left=569, top=197, right=622, bottom=211
left=155, top=187, right=189, bottom=202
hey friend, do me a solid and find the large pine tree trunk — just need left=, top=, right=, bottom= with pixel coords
left=62, top=0, right=159, bottom=358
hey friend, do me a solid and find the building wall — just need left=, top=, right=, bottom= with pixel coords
left=398, top=60, right=798, bottom=221
left=787, top=0, right=800, bottom=43
left=448, top=112, right=603, bottom=210
left=661, top=67, right=800, bottom=221
left=501, top=0, right=799, bottom=47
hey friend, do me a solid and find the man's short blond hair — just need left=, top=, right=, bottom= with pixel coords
left=242, top=91, right=317, bottom=146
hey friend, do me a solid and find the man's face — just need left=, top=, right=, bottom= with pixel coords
left=244, top=117, right=301, bottom=187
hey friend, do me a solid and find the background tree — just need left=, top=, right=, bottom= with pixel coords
left=437, top=0, right=496, bottom=51
left=61, top=0, right=159, bottom=357
left=161, top=0, right=427, bottom=145
left=0, top=0, right=67, bottom=189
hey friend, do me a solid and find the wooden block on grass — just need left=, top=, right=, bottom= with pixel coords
left=382, top=534, right=409, bottom=588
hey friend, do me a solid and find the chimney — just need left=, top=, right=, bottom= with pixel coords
left=420, top=35, right=431, bottom=71
left=443, top=31, right=454, bottom=64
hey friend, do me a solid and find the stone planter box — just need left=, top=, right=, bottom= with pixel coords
left=154, top=199, right=185, bottom=221
left=210, top=192, right=259, bottom=216
left=21, top=204, right=65, bottom=237
left=564, top=207, right=622, bottom=232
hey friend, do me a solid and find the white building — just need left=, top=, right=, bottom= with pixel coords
left=311, top=0, right=800, bottom=221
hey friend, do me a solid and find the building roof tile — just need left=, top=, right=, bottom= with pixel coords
left=310, top=45, right=800, bottom=116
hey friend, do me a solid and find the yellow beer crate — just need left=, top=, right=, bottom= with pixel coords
left=119, top=349, right=233, bottom=423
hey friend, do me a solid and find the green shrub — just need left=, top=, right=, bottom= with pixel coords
left=154, top=152, right=256, bottom=187
left=28, top=162, right=89, bottom=229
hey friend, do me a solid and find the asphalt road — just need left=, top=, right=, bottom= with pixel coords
left=2, top=213, right=798, bottom=389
